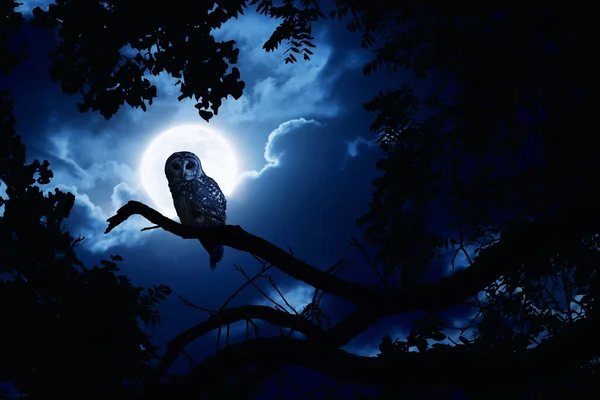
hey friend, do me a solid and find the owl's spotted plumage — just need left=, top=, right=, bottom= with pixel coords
left=165, top=151, right=227, bottom=269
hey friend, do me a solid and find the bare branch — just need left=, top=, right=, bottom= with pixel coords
left=106, top=201, right=381, bottom=305
left=219, top=264, right=272, bottom=312
left=234, top=264, right=287, bottom=311
left=177, top=295, right=215, bottom=314
left=226, top=323, right=230, bottom=347
left=134, top=315, right=600, bottom=400
left=151, top=305, right=324, bottom=382
left=106, top=201, right=600, bottom=332
left=269, top=276, right=299, bottom=315
left=348, top=237, right=386, bottom=287
left=181, top=349, right=194, bottom=373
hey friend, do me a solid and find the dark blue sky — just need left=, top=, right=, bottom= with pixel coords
left=3, top=1, right=482, bottom=396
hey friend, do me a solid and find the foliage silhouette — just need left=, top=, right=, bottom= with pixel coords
left=4, top=0, right=600, bottom=399
left=0, top=92, right=174, bottom=399
left=105, top=199, right=600, bottom=399
left=28, top=0, right=325, bottom=121
left=1, top=5, right=172, bottom=398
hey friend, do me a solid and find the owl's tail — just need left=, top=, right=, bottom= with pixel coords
left=200, top=239, right=224, bottom=270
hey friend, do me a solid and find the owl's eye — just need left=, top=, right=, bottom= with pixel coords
left=185, top=162, right=195, bottom=170
left=171, top=162, right=182, bottom=170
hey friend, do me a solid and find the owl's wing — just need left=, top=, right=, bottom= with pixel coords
left=189, top=177, right=227, bottom=225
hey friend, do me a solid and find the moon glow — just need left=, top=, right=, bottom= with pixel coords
left=140, top=124, right=238, bottom=218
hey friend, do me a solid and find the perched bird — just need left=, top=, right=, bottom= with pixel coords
left=164, top=151, right=227, bottom=269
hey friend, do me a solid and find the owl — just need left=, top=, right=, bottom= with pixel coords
left=165, top=151, right=227, bottom=269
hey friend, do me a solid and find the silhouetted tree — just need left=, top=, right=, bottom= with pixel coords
left=4, top=0, right=600, bottom=399
left=28, top=0, right=325, bottom=121
left=1, top=3, right=171, bottom=399
left=0, top=93, right=173, bottom=400
left=332, top=0, right=599, bottom=286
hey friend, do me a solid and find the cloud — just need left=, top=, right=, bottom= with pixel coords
left=254, top=282, right=315, bottom=312
left=346, top=136, right=377, bottom=158
left=12, top=8, right=366, bottom=254
left=343, top=326, right=412, bottom=357
left=34, top=132, right=152, bottom=253
left=50, top=182, right=149, bottom=253
left=345, top=310, right=482, bottom=357
left=338, top=135, right=379, bottom=171
left=240, top=118, right=321, bottom=180
left=144, top=13, right=346, bottom=126
left=216, top=282, right=317, bottom=340
left=16, top=0, right=52, bottom=14
left=0, top=179, right=6, bottom=217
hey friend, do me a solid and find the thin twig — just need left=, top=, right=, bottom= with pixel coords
left=219, top=264, right=273, bottom=312
left=248, top=319, right=260, bottom=338
left=178, top=295, right=216, bottom=314
left=141, top=225, right=161, bottom=232
left=460, top=246, right=474, bottom=267
left=234, top=264, right=289, bottom=312
left=348, top=237, right=386, bottom=287
left=269, top=276, right=299, bottom=315
left=226, top=323, right=230, bottom=347
left=216, top=326, right=222, bottom=351
left=327, top=259, right=346, bottom=275
left=251, top=253, right=268, bottom=265
left=181, top=349, right=195, bottom=372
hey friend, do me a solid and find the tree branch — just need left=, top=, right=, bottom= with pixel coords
left=106, top=201, right=382, bottom=305
left=150, top=305, right=324, bottom=382
left=133, top=313, right=600, bottom=400
left=106, top=201, right=600, bottom=348
left=104, top=201, right=600, bottom=398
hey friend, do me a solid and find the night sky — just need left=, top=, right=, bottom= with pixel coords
left=3, top=1, right=479, bottom=396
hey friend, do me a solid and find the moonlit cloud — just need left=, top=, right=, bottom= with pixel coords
left=50, top=182, right=149, bottom=253
left=36, top=132, right=152, bottom=253
left=0, top=179, right=7, bottom=217
left=146, top=13, right=344, bottom=126
left=15, top=0, right=52, bottom=14
left=346, top=136, right=377, bottom=158
left=265, top=282, right=316, bottom=314
left=344, top=327, right=411, bottom=357
left=213, top=14, right=342, bottom=124
left=220, top=282, right=317, bottom=340
left=240, top=118, right=321, bottom=179
left=338, top=135, right=380, bottom=171
left=13, top=5, right=365, bottom=255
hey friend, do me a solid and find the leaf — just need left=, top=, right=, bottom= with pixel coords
left=415, top=337, right=428, bottom=353
left=100, top=260, right=119, bottom=271
left=198, top=109, right=213, bottom=121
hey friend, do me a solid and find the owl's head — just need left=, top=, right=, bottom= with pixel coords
left=165, top=151, right=205, bottom=182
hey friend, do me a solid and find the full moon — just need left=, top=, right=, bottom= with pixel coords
left=140, top=124, right=238, bottom=218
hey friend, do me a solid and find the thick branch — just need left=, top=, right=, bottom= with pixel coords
left=320, top=214, right=600, bottom=347
left=106, top=201, right=382, bottom=305
left=151, top=305, right=324, bottom=381
left=107, top=201, right=600, bottom=348
left=133, top=313, right=600, bottom=400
